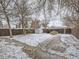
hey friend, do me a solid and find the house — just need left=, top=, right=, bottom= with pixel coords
left=31, top=20, right=40, bottom=29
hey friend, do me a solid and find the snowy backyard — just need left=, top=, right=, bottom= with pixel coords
left=14, top=34, right=79, bottom=59
left=0, top=38, right=32, bottom=59
left=0, top=0, right=79, bottom=59
left=14, top=33, right=54, bottom=47
left=0, top=34, right=79, bottom=59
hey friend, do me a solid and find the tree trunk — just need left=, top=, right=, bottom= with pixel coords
left=43, top=6, right=47, bottom=32
left=4, top=11, right=13, bottom=38
left=22, top=23, right=26, bottom=35
left=7, top=19, right=13, bottom=38
left=21, top=17, right=26, bottom=35
left=1, top=2, right=13, bottom=38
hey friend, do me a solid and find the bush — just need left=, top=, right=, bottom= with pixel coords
left=50, top=31, right=59, bottom=35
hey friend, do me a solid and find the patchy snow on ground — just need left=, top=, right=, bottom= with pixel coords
left=6, top=33, right=79, bottom=59
left=35, top=34, right=79, bottom=59
left=60, top=34, right=79, bottom=45
left=14, top=33, right=54, bottom=47
left=65, top=45, right=79, bottom=59
left=60, top=34, right=79, bottom=59
left=0, top=39, right=32, bottom=59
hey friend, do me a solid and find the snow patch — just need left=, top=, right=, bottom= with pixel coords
left=0, top=40, right=32, bottom=59
left=14, top=33, right=54, bottom=47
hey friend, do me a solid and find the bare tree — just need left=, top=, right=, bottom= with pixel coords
left=0, top=0, right=14, bottom=38
left=42, top=0, right=55, bottom=31
left=58, top=0, right=79, bottom=26
left=13, top=0, right=30, bottom=35
left=33, top=0, right=55, bottom=30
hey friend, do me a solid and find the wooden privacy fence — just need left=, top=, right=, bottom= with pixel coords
left=0, top=28, right=71, bottom=36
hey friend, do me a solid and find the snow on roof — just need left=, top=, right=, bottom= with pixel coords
left=47, top=19, right=64, bottom=28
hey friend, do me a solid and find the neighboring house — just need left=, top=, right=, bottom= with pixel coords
left=3, top=24, right=9, bottom=29
left=16, top=20, right=29, bottom=29
left=31, top=20, right=40, bottom=29
left=16, top=22, right=22, bottom=29
left=31, top=20, right=43, bottom=33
